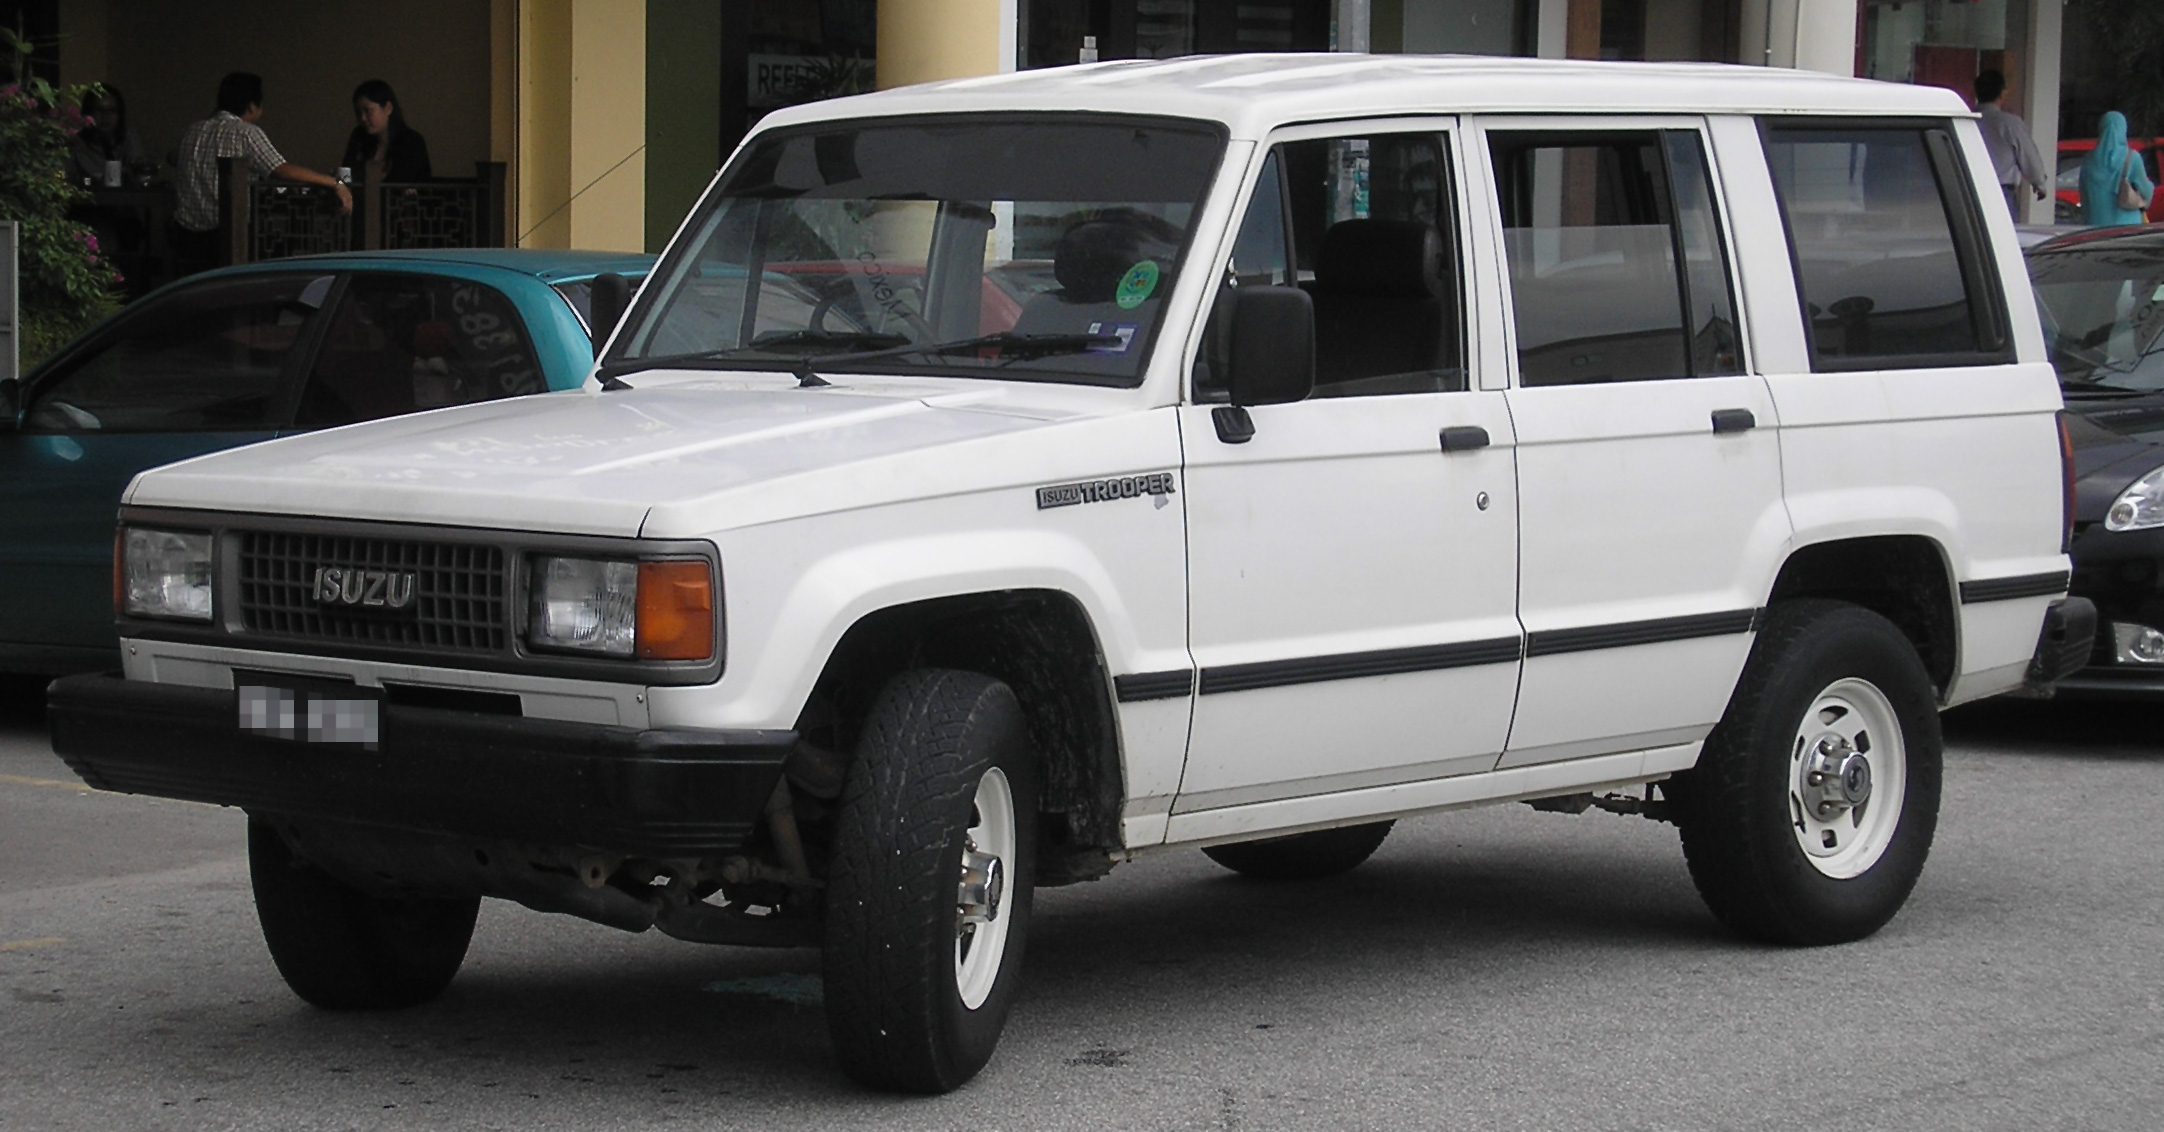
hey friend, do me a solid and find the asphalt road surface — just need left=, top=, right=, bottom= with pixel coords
left=4, top=673, right=2160, bottom=1131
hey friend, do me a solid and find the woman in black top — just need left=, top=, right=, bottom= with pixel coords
left=69, top=84, right=146, bottom=182
left=341, top=78, right=431, bottom=184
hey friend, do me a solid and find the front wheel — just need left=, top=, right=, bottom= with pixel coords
left=1670, top=600, right=1942, bottom=946
left=247, top=819, right=478, bottom=1009
left=821, top=669, right=1038, bottom=1093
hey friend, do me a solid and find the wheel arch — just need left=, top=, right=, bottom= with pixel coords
left=1766, top=534, right=1959, bottom=697
left=793, top=588, right=1126, bottom=872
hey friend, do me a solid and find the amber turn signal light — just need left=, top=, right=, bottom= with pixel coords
left=635, top=560, right=715, bottom=660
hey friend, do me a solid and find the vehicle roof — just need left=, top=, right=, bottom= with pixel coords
left=2028, top=223, right=2164, bottom=255
left=191, top=248, right=655, bottom=285
left=756, top=53, right=1973, bottom=141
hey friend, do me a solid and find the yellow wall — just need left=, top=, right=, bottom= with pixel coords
left=513, top=0, right=647, bottom=251
left=876, top=0, right=1005, bottom=88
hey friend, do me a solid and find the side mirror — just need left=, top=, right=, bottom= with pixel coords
left=1226, top=285, right=1314, bottom=407
left=588, top=272, right=633, bottom=355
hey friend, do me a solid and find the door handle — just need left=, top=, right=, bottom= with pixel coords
left=1710, top=408, right=1757, bottom=434
left=1439, top=425, right=1490, bottom=452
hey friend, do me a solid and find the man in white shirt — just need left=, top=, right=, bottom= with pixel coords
left=171, top=72, right=351, bottom=273
left=1975, top=69, right=2047, bottom=220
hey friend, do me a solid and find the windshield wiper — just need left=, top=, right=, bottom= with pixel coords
left=599, top=331, right=911, bottom=378
left=599, top=330, right=1120, bottom=385
left=813, top=331, right=1124, bottom=372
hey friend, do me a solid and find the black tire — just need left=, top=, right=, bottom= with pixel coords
left=1200, top=821, right=1396, bottom=880
left=247, top=819, right=479, bottom=1010
left=1669, top=600, right=1942, bottom=946
left=822, top=668, right=1039, bottom=1093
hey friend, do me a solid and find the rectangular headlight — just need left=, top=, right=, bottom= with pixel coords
left=120, top=528, right=214, bottom=621
left=526, top=555, right=718, bottom=661
left=529, top=556, right=638, bottom=656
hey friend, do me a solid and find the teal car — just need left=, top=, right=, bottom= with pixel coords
left=0, top=249, right=652, bottom=676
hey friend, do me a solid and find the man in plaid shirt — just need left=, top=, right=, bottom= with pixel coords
left=172, top=72, right=351, bottom=272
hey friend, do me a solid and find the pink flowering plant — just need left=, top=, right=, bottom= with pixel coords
left=2, top=25, right=120, bottom=368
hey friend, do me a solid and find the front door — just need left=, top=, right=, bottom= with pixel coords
left=0, top=272, right=333, bottom=669
left=1173, top=122, right=1523, bottom=820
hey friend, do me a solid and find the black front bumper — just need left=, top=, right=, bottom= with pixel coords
left=48, top=674, right=796, bottom=858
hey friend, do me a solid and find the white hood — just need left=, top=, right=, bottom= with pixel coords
left=127, top=374, right=1086, bottom=537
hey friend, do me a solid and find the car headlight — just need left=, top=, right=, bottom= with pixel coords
left=527, top=556, right=715, bottom=660
left=2106, top=466, right=2164, bottom=531
left=119, top=528, right=213, bottom=621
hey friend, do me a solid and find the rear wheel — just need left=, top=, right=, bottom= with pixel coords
left=1670, top=600, right=1942, bottom=945
left=247, top=819, right=478, bottom=1009
left=822, top=669, right=1038, bottom=1093
left=1200, top=821, right=1396, bottom=880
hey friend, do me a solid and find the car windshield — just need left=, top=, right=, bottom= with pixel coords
left=610, top=116, right=1224, bottom=387
left=2030, top=242, right=2164, bottom=392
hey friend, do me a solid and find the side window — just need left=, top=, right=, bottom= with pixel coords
left=24, top=273, right=332, bottom=433
left=1763, top=122, right=2008, bottom=368
left=1290, top=133, right=1464, bottom=397
left=1195, top=132, right=1466, bottom=400
left=1490, top=129, right=1741, bottom=387
left=296, top=274, right=544, bottom=428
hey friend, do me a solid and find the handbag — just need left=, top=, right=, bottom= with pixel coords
left=2119, top=153, right=2146, bottom=212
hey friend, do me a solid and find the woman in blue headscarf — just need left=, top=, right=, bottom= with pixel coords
left=2081, top=111, right=2155, bottom=226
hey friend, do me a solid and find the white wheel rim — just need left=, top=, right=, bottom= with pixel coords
left=1789, top=677, right=1906, bottom=879
left=955, top=766, right=1015, bottom=1011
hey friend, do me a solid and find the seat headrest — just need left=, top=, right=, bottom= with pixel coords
left=1316, top=219, right=1443, bottom=298
left=1054, top=220, right=1161, bottom=302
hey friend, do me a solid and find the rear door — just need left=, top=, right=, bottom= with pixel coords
left=1473, top=117, right=1787, bottom=770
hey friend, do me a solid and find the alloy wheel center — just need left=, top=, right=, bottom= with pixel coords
left=1802, top=735, right=1872, bottom=817
left=958, top=844, right=1004, bottom=927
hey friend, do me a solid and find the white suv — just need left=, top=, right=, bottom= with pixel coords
left=53, top=56, right=2093, bottom=1092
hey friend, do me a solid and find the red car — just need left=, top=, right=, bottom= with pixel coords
left=2055, top=137, right=2164, bottom=224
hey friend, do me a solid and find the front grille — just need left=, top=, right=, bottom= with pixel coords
left=237, top=531, right=508, bottom=652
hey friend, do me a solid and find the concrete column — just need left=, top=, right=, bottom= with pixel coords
left=877, top=0, right=1007, bottom=89
left=1792, top=0, right=1858, bottom=75
left=516, top=0, right=573, bottom=249
left=1336, top=0, right=1371, bottom=52
left=1537, top=0, right=1570, bottom=58
left=2022, top=0, right=2062, bottom=224
left=1738, top=0, right=1859, bottom=74
left=513, top=0, right=647, bottom=251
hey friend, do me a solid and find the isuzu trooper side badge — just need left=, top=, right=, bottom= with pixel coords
left=1036, top=472, right=1177, bottom=510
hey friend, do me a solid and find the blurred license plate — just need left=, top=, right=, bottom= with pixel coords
left=236, top=678, right=382, bottom=748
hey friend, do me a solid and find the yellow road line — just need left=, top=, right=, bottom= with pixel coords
left=0, top=773, right=98, bottom=793
left=0, top=937, right=68, bottom=953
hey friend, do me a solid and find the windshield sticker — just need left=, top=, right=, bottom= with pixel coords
left=1115, top=260, right=1160, bottom=309
left=1037, top=472, right=1178, bottom=510
left=1085, top=321, right=1139, bottom=355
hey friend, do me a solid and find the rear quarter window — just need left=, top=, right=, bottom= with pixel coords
left=1763, top=121, right=2011, bottom=371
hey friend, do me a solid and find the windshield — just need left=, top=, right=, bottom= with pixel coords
left=613, top=116, right=1225, bottom=387
left=2030, top=243, right=2164, bottom=392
